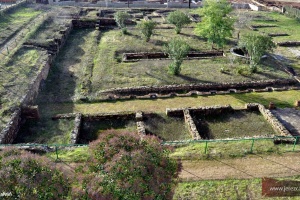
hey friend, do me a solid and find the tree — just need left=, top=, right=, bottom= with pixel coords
left=76, top=130, right=181, bottom=200
left=167, top=11, right=191, bottom=34
left=195, top=0, right=234, bottom=49
left=137, top=20, right=156, bottom=42
left=239, top=33, right=275, bottom=71
left=164, top=38, right=190, bottom=75
left=114, top=11, right=130, bottom=34
left=0, top=148, right=71, bottom=199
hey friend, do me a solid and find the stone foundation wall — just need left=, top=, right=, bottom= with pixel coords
left=0, top=20, right=74, bottom=144
left=246, top=103, right=292, bottom=137
left=183, top=109, right=201, bottom=140
left=101, top=79, right=297, bottom=96
left=70, top=113, right=82, bottom=144
left=0, top=108, right=21, bottom=144
left=167, top=105, right=234, bottom=117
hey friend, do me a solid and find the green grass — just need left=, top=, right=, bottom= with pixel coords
left=174, top=177, right=300, bottom=200
left=144, top=114, right=191, bottom=141
left=35, top=90, right=300, bottom=118
left=0, top=47, right=48, bottom=131
left=91, top=28, right=291, bottom=95
left=79, top=119, right=137, bottom=144
left=193, top=110, right=276, bottom=139
left=37, top=29, right=99, bottom=103
left=0, top=5, right=41, bottom=46
left=27, top=16, right=71, bottom=46
left=46, top=147, right=89, bottom=162
left=14, top=118, right=74, bottom=144
left=170, top=139, right=300, bottom=160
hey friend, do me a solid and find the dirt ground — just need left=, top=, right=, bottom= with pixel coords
left=180, top=152, right=300, bottom=181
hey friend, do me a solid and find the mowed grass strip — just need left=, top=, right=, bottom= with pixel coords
left=38, top=90, right=300, bottom=117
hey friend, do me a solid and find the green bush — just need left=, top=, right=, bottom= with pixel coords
left=164, top=38, right=190, bottom=75
left=167, top=11, right=191, bottom=34
left=137, top=20, right=156, bottom=42
left=73, top=130, right=181, bottom=200
left=0, top=148, right=71, bottom=200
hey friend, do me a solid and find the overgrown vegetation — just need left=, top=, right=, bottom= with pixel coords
left=239, top=33, right=275, bottom=71
left=114, top=11, right=130, bottom=34
left=137, top=19, right=156, bottom=42
left=165, top=38, right=190, bottom=75
left=195, top=0, right=234, bottom=49
left=73, top=130, right=181, bottom=199
left=0, top=148, right=71, bottom=199
left=167, top=11, right=191, bottom=34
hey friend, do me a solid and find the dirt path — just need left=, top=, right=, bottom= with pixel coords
left=180, top=152, right=300, bottom=181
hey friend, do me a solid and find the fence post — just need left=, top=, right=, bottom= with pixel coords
left=55, top=145, right=59, bottom=161
left=250, top=139, right=255, bottom=153
left=293, top=136, right=298, bottom=151
left=6, top=46, right=9, bottom=54
left=204, top=141, right=208, bottom=154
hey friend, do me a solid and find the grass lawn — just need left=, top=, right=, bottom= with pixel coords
left=36, top=90, right=300, bottom=118
left=144, top=113, right=191, bottom=141
left=193, top=110, right=276, bottom=139
left=79, top=119, right=137, bottom=144
left=91, top=27, right=291, bottom=95
left=37, top=29, right=99, bottom=103
left=170, top=138, right=300, bottom=160
left=174, top=177, right=300, bottom=200
left=27, top=16, right=71, bottom=46
left=0, top=5, right=41, bottom=47
left=14, top=118, right=74, bottom=144
left=0, top=47, right=48, bottom=131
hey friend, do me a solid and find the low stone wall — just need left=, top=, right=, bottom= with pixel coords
left=70, top=113, right=82, bottom=144
left=0, top=108, right=21, bottom=144
left=245, top=103, right=292, bottom=137
left=72, top=19, right=98, bottom=28
left=277, top=41, right=300, bottom=47
left=166, top=105, right=233, bottom=117
left=83, top=112, right=136, bottom=121
left=122, top=51, right=224, bottom=62
left=0, top=0, right=26, bottom=15
left=100, top=79, right=297, bottom=96
left=183, top=109, right=201, bottom=140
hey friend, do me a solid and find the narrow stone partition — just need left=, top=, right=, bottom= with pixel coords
left=183, top=109, right=201, bottom=140
left=136, top=111, right=146, bottom=137
left=0, top=108, right=21, bottom=144
left=70, top=113, right=82, bottom=144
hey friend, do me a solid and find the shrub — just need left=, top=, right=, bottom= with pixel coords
left=164, top=38, right=190, bottom=75
left=0, top=148, right=71, bottom=200
left=239, top=33, right=275, bottom=70
left=114, top=11, right=130, bottom=34
left=167, top=11, right=191, bottom=34
left=75, top=130, right=181, bottom=200
left=137, top=20, right=156, bottom=42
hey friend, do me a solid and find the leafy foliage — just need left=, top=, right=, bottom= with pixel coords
left=239, top=34, right=275, bottom=70
left=75, top=130, right=181, bottom=200
left=167, top=11, right=191, bottom=34
left=137, top=20, right=156, bottom=42
left=0, top=148, right=71, bottom=200
left=195, top=0, right=234, bottom=48
left=114, top=11, right=130, bottom=34
left=164, top=38, right=190, bottom=75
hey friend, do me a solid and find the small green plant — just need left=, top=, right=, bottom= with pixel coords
left=114, top=11, right=130, bottom=34
left=235, top=65, right=252, bottom=76
left=195, top=0, right=235, bottom=49
left=137, top=20, right=156, bottom=42
left=164, top=38, right=190, bottom=75
left=167, top=11, right=191, bottom=34
left=239, top=33, right=275, bottom=71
